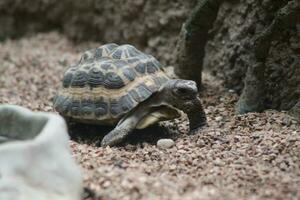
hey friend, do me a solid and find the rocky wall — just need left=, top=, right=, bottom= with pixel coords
left=204, top=0, right=300, bottom=111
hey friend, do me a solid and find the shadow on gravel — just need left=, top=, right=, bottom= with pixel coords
left=67, top=122, right=173, bottom=147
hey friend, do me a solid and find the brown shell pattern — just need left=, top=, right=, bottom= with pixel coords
left=53, top=43, right=169, bottom=125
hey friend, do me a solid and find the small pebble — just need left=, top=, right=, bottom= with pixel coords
left=282, top=116, right=291, bottom=126
left=157, top=139, right=175, bottom=149
left=215, top=116, right=223, bottom=122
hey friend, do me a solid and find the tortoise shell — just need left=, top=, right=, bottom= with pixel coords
left=53, top=43, right=169, bottom=125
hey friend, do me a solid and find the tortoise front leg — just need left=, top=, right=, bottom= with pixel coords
left=100, top=92, right=158, bottom=147
left=100, top=115, right=138, bottom=147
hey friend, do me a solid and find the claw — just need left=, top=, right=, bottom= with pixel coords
left=189, top=124, right=206, bottom=135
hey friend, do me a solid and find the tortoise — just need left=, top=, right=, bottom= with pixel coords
left=53, top=43, right=207, bottom=147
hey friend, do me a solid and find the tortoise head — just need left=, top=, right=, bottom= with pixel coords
left=158, top=79, right=207, bottom=132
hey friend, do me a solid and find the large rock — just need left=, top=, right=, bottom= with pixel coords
left=0, top=105, right=83, bottom=200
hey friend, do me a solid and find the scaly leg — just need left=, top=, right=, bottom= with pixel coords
left=100, top=115, right=139, bottom=147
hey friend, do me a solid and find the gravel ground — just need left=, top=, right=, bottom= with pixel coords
left=1, top=32, right=300, bottom=200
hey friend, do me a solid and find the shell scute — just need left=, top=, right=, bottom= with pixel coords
left=94, top=100, right=109, bottom=117
left=71, top=71, right=88, bottom=87
left=103, top=72, right=125, bottom=89
left=87, top=68, right=104, bottom=87
left=70, top=100, right=81, bottom=116
left=81, top=99, right=94, bottom=115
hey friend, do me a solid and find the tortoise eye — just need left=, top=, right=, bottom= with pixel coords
left=176, top=87, right=189, bottom=95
